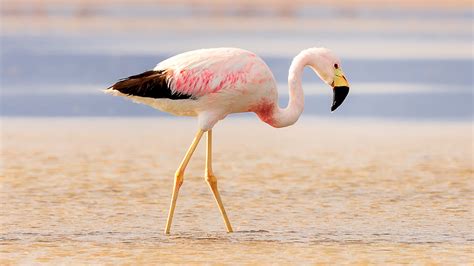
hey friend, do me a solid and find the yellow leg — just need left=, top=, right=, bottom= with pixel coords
left=165, top=129, right=204, bottom=234
left=205, top=130, right=233, bottom=233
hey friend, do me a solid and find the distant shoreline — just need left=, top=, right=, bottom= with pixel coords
left=2, top=0, right=472, bottom=10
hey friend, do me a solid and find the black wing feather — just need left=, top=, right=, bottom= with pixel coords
left=109, top=70, right=193, bottom=100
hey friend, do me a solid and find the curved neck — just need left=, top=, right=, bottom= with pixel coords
left=271, top=51, right=313, bottom=128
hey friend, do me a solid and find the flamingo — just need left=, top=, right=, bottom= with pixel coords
left=105, top=47, right=350, bottom=234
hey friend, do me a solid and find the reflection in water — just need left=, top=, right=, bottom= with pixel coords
left=1, top=119, right=472, bottom=264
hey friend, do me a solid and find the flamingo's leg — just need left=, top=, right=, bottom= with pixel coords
left=165, top=129, right=205, bottom=234
left=205, top=130, right=233, bottom=233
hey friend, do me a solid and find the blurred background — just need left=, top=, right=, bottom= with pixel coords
left=0, top=0, right=472, bottom=120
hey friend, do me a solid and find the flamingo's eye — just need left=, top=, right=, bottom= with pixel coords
left=334, top=63, right=339, bottom=69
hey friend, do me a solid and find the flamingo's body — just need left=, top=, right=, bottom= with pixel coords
left=106, top=47, right=350, bottom=234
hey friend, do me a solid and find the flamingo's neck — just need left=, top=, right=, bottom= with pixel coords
left=270, top=50, right=320, bottom=128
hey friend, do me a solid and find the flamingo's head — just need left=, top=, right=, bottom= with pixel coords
left=302, top=47, right=350, bottom=112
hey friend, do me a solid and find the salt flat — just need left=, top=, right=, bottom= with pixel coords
left=1, top=118, right=472, bottom=264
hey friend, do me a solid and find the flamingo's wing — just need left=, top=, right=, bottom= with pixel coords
left=107, top=48, right=263, bottom=100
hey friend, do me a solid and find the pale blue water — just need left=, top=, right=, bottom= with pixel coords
left=1, top=44, right=472, bottom=120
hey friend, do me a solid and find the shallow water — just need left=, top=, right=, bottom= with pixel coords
left=1, top=118, right=472, bottom=264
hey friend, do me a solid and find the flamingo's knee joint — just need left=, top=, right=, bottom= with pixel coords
left=174, top=171, right=184, bottom=187
left=205, top=174, right=217, bottom=184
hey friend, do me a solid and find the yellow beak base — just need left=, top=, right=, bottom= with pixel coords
left=333, top=68, right=349, bottom=88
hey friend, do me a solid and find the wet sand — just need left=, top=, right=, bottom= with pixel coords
left=1, top=118, right=473, bottom=264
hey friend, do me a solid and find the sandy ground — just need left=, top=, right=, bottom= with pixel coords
left=1, top=117, right=473, bottom=264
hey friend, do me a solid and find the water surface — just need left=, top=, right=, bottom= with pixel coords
left=1, top=118, right=472, bottom=264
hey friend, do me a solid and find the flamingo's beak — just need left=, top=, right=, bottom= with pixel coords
left=331, top=68, right=350, bottom=112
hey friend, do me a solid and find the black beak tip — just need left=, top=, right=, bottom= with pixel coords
left=331, top=86, right=350, bottom=112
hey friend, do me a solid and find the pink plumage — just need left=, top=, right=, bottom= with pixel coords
left=158, top=48, right=265, bottom=98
